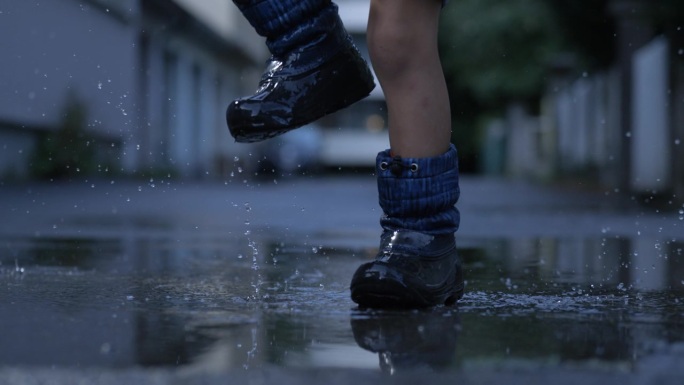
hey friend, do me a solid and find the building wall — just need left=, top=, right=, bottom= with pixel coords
left=489, top=35, right=683, bottom=204
left=0, top=0, right=138, bottom=178
left=631, top=37, right=671, bottom=192
left=0, top=0, right=138, bottom=135
left=0, top=0, right=266, bottom=180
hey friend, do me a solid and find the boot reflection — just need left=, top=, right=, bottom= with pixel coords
left=351, top=308, right=460, bottom=374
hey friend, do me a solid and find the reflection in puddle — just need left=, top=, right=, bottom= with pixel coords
left=1, top=233, right=683, bottom=372
left=459, top=237, right=684, bottom=368
left=351, top=308, right=460, bottom=374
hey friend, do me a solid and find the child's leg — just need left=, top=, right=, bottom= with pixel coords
left=350, top=0, right=462, bottom=308
left=367, top=0, right=451, bottom=158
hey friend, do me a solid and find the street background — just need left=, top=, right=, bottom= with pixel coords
left=2, top=175, right=684, bottom=384
left=1, top=0, right=684, bottom=383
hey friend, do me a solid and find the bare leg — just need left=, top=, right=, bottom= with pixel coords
left=367, top=0, right=450, bottom=158
left=351, top=0, right=461, bottom=309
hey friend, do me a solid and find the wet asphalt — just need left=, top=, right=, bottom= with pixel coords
left=1, top=174, right=683, bottom=384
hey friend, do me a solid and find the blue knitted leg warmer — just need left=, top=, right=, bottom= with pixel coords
left=376, top=144, right=460, bottom=235
left=233, top=0, right=343, bottom=57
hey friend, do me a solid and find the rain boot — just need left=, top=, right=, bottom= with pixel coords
left=350, top=144, right=464, bottom=308
left=228, top=0, right=375, bottom=142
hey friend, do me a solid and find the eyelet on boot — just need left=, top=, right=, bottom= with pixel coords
left=383, top=156, right=420, bottom=176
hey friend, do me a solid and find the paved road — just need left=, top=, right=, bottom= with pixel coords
left=1, top=175, right=681, bottom=240
left=1, top=175, right=683, bottom=385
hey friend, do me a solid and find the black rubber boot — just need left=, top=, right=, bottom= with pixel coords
left=350, top=145, right=463, bottom=308
left=350, top=230, right=464, bottom=308
left=227, top=1, right=375, bottom=142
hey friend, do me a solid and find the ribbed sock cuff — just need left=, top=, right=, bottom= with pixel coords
left=234, top=0, right=340, bottom=57
left=377, top=144, right=460, bottom=235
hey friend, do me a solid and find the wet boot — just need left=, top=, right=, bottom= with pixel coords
left=350, top=145, right=464, bottom=308
left=228, top=0, right=375, bottom=143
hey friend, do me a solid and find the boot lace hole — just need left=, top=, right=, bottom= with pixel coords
left=410, top=163, right=419, bottom=172
left=379, top=162, right=389, bottom=171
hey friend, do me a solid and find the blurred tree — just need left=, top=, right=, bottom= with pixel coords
left=31, top=93, right=97, bottom=179
left=439, top=0, right=565, bottom=171
left=440, top=0, right=563, bottom=107
left=649, top=0, right=684, bottom=29
left=439, top=0, right=682, bottom=173
left=545, top=0, right=615, bottom=69
left=440, top=0, right=684, bottom=172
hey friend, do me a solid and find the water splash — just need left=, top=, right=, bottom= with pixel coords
left=14, top=259, right=24, bottom=274
left=241, top=202, right=262, bottom=299
left=244, top=326, right=259, bottom=369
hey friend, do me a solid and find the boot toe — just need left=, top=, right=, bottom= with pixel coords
left=226, top=42, right=374, bottom=143
left=350, top=231, right=463, bottom=309
left=350, top=261, right=430, bottom=308
left=227, top=98, right=291, bottom=143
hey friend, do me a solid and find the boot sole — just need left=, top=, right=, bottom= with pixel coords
left=351, top=275, right=464, bottom=309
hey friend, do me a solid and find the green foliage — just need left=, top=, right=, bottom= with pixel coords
left=649, top=0, right=684, bottom=29
left=438, top=0, right=565, bottom=171
left=545, top=0, right=615, bottom=69
left=438, top=0, right=614, bottom=172
left=31, top=95, right=98, bottom=179
left=438, top=0, right=682, bottom=173
left=440, top=0, right=564, bottom=106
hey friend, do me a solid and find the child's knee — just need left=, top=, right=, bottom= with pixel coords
left=368, top=30, right=411, bottom=66
left=369, top=0, right=441, bottom=76
left=367, top=1, right=416, bottom=78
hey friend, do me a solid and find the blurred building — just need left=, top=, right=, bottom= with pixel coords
left=0, top=0, right=267, bottom=180
left=0, top=0, right=388, bottom=180
left=544, top=2, right=682, bottom=200
left=319, top=0, right=389, bottom=168
left=483, top=0, right=684, bottom=204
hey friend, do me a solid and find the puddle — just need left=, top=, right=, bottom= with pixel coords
left=1, top=233, right=683, bottom=373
